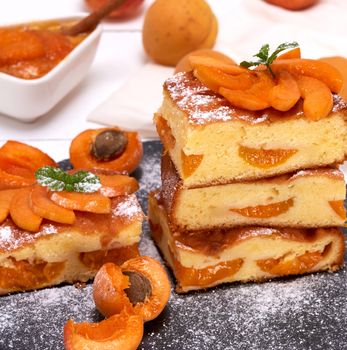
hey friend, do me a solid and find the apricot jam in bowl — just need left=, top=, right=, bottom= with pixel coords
left=0, top=14, right=102, bottom=122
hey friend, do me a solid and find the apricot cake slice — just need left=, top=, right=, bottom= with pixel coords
left=0, top=193, right=144, bottom=295
left=161, top=153, right=346, bottom=230
left=148, top=191, right=345, bottom=293
left=156, top=71, right=347, bottom=187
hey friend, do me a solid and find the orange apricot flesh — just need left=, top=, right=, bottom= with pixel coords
left=257, top=251, right=322, bottom=275
left=276, top=47, right=301, bottom=60
left=189, top=55, right=247, bottom=75
left=0, top=189, right=20, bottom=223
left=98, top=173, right=139, bottom=198
left=194, top=66, right=254, bottom=92
left=0, top=258, right=65, bottom=291
left=50, top=191, right=111, bottom=214
left=93, top=257, right=171, bottom=322
left=171, top=253, right=243, bottom=287
left=271, top=58, right=343, bottom=93
left=319, top=56, right=347, bottom=101
left=175, top=49, right=236, bottom=73
left=0, top=168, right=35, bottom=190
left=30, top=185, right=76, bottom=224
left=296, top=75, right=333, bottom=120
left=329, top=200, right=346, bottom=221
left=219, top=87, right=270, bottom=111
left=269, top=70, right=301, bottom=111
left=239, top=145, right=298, bottom=168
left=0, top=29, right=45, bottom=65
left=229, top=198, right=294, bottom=218
left=10, top=187, right=42, bottom=232
left=155, top=114, right=176, bottom=151
left=0, top=140, right=56, bottom=172
left=64, top=311, right=143, bottom=350
left=181, top=151, right=203, bottom=178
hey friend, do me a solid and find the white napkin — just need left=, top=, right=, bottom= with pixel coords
left=88, top=63, right=173, bottom=138
left=88, top=0, right=347, bottom=138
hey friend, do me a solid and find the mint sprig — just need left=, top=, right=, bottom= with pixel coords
left=240, top=42, right=299, bottom=77
left=35, top=166, right=101, bottom=193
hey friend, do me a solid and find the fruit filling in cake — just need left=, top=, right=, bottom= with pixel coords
left=148, top=191, right=345, bottom=293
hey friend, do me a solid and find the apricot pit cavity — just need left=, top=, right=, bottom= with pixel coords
left=91, top=130, right=128, bottom=161
left=123, top=271, right=152, bottom=305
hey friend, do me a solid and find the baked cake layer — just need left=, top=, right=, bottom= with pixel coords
left=157, top=72, right=347, bottom=186
left=161, top=154, right=346, bottom=230
left=0, top=194, right=144, bottom=294
left=148, top=191, right=345, bottom=293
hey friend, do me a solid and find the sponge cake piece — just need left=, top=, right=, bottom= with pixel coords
left=161, top=153, right=346, bottom=230
left=148, top=191, right=345, bottom=293
left=0, top=194, right=144, bottom=295
left=156, top=72, right=347, bottom=187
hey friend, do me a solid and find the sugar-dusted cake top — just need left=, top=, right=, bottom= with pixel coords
left=0, top=194, right=144, bottom=253
left=164, top=71, right=347, bottom=126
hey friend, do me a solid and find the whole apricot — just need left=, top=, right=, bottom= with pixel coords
left=85, top=0, right=144, bottom=18
left=142, top=0, right=218, bottom=66
left=175, top=49, right=236, bottom=74
left=264, top=0, right=319, bottom=10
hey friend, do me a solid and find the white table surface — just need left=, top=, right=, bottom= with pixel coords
left=1, top=0, right=347, bottom=179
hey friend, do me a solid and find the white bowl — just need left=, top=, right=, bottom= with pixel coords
left=0, top=14, right=102, bottom=122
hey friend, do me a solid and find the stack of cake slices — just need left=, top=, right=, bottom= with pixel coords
left=149, top=71, right=347, bottom=293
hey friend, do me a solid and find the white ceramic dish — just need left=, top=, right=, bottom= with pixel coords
left=0, top=14, right=102, bottom=122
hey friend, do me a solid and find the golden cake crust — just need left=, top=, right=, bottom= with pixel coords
left=164, top=72, right=347, bottom=126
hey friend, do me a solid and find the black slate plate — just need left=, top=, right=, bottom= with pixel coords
left=1, top=140, right=347, bottom=350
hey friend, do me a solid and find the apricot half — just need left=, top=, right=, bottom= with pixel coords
left=70, top=128, right=143, bottom=174
left=175, top=49, right=236, bottom=73
left=121, top=256, right=171, bottom=321
left=64, top=311, right=143, bottom=350
left=142, top=0, right=217, bottom=66
left=93, top=257, right=171, bottom=322
left=93, top=263, right=132, bottom=318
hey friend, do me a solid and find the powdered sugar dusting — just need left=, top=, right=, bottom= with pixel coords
left=1, top=141, right=346, bottom=350
left=165, top=72, right=268, bottom=125
left=0, top=222, right=57, bottom=252
left=112, top=194, right=143, bottom=219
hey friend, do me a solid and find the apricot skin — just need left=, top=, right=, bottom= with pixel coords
left=142, top=0, right=217, bottom=66
left=175, top=49, right=236, bottom=74
left=64, top=311, right=143, bottom=350
left=264, top=0, right=318, bottom=10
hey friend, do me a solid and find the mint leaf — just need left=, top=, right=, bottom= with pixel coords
left=267, top=42, right=299, bottom=65
left=240, top=42, right=299, bottom=77
left=71, top=171, right=101, bottom=193
left=35, top=166, right=101, bottom=193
